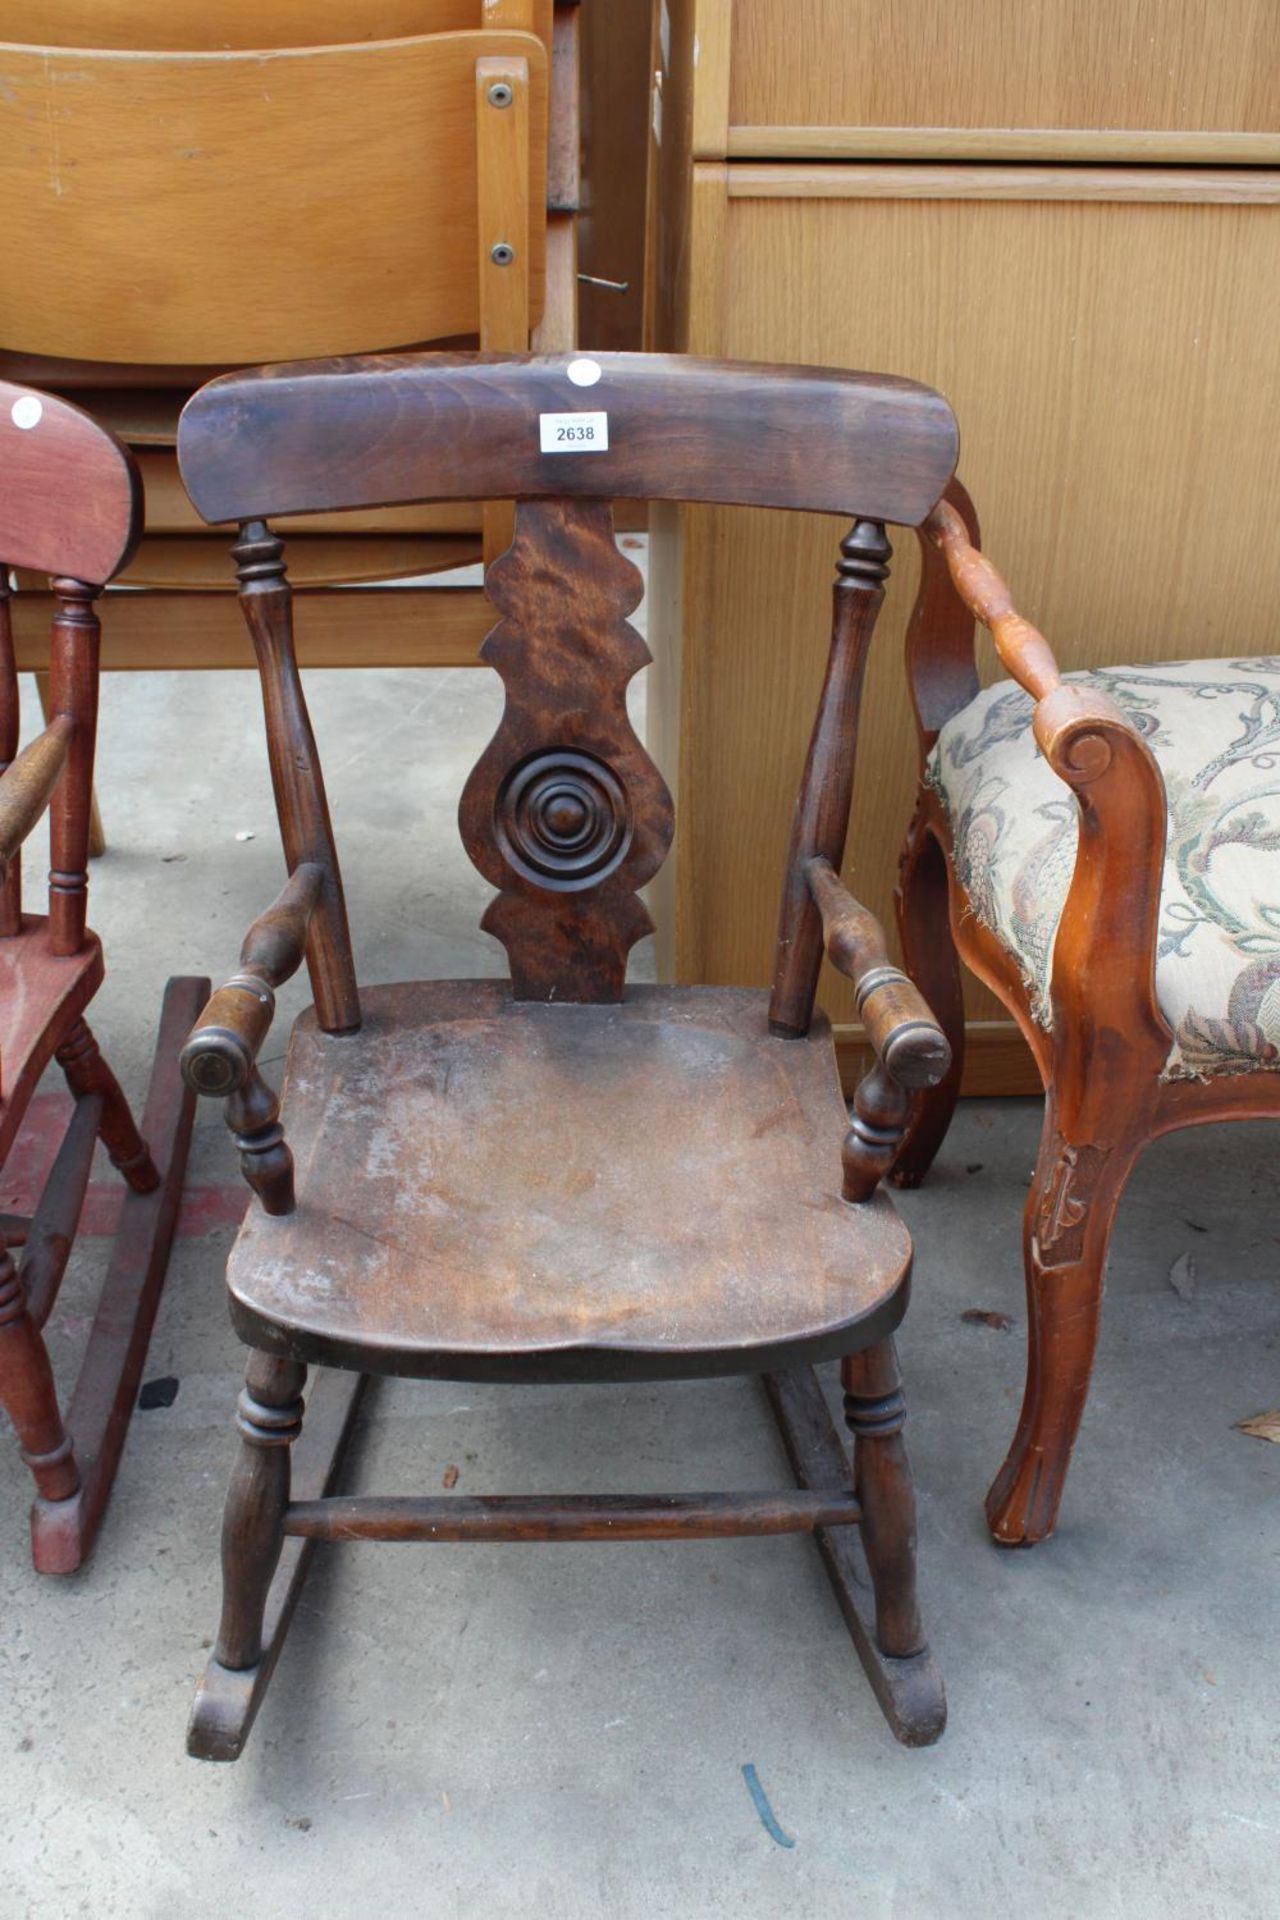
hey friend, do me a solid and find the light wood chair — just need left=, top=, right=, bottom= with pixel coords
left=0, top=0, right=578, bottom=681
left=894, top=479, right=1280, bottom=1545
left=173, top=349, right=959, bottom=1762
left=0, top=381, right=205, bottom=1572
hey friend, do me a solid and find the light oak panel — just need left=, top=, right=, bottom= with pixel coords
left=0, top=1, right=551, bottom=48
left=0, top=32, right=548, bottom=363
left=112, top=535, right=482, bottom=591
left=725, top=0, right=1280, bottom=144
left=726, top=127, right=1280, bottom=165
left=11, top=588, right=494, bottom=671
left=650, top=171, right=1280, bottom=1042
left=134, top=449, right=482, bottom=536
left=727, top=164, right=1280, bottom=204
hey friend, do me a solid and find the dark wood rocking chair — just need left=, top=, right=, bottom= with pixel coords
left=174, top=351, right=959, bottom=1761
left=0, top=381, right=205, bottom=1572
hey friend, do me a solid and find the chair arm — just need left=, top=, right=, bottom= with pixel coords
left=805, top=856, right=953, bottom=1204
left=925, top=497, right=1065, bottom=703
left=924, top=497, right=1172, bottom=1126
left=805, top=856, right=950, bottom=1091
left=0, top=716, right=72, bottom=878
left=179, top=862, right=324, bottom=1098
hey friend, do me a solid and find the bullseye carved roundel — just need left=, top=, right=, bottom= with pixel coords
left=495, top=750, right=632, bottom=890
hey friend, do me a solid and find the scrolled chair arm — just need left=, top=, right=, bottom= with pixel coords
left=180, top=861, right=325, bottom=1216
left=804, top=856, right=951, bottom=1202
left=923, top=496, right=1172, bottom=1120
left=924, top=496, right=1156, bottom=785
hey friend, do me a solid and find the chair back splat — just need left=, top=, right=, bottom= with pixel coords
left=177, top=352, right=958, bottom=1020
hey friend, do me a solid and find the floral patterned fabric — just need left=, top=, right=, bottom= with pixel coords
left=926, top=659, right=1280, bottom=1080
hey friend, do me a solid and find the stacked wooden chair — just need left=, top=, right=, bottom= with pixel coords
left=173, top=350, right=959, bottom=1760
left=894, top=480, right=1280, bottom=1544
left=0, top=382, right=203, bottom=1572
left=0, top=0, right=578, bottom=681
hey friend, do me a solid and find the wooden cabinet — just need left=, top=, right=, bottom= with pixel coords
left=649, top=0, right=1280, bottom=1092
left=721, top=0, right=1280, bottom=160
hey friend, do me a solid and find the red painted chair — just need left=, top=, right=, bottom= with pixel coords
left=0, top=381, right=205, bottom=1572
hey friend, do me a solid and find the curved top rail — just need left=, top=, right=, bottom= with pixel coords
left=0, top=32, right=548, bottom=364
left=177, top=352, right=960, bottom=528
left=0, top=383, right=142, bottom=583
left=0, top=1, right=551, bottom=53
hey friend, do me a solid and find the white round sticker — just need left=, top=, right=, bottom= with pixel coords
left=566, top=358, right=603, bottom=388
left=11, top=396, right=43, bottom=430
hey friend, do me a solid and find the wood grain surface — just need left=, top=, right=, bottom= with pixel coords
left=649, top=166, right=1280, bottom=1047
left=1, top=32, right=548, bottom=362
left=723, top=0, right=1280, bottom=143
left=0, top=0, right=551, bottom=48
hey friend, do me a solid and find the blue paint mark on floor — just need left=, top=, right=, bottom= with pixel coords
left=741, top=1764, right=796, bottom=1849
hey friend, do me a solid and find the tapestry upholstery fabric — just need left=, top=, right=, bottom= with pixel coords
left=926, top=659, right=1280, bottom=1079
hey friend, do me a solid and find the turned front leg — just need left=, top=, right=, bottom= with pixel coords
left=215, top=1350, right=307, bottom=1671
left=843, top=1338, right=924, bottom=1659
left=0, top=1249, right=80, bottom=1504
left=56, top=1017, right=160, bottom=1194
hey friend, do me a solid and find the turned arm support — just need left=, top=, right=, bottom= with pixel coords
left=179, top=862, right=324, bottom=1099
left=0, top=715, right=72, bottom=879
left=805, top=856, right=950, bottom=1091
left=924, top=496, right=1064, bottom=702
left=924, top=497, right=1166, bottom=806
left=804, top=856, right=951, bottom=1206
left=925, top=498, right=1157, bottom=774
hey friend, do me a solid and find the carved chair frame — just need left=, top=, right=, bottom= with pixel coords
left=895, top=478, right=1280, bottom=1546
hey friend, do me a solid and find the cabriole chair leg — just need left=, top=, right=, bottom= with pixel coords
left=985, top=1114, right=1138, bottom=1546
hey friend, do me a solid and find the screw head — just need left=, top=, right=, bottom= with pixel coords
left=490, top=242, right=516, bottom=267
left=487, top=81, right=514, bottom=108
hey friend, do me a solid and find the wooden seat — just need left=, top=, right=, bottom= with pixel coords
left=175, top=350, right=958, bottom=1763
left=0, top=381, right=205, bottom=1574
left=230, top=983, right=911, bottom=1377
left=0, top=921, right=103, bottom=1162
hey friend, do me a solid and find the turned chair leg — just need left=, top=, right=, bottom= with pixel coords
left=56, top=1018, right=160, bottom=1194
left=0, top=1250, right=80, bottom=1507
left=985, top=1114, right=1138, bottom=1546
left=890, top=808, right=965, bottom=1188
left=214, top=1350, right=307, bottom=1671
left=843, top=1338, right=924, bottom=1659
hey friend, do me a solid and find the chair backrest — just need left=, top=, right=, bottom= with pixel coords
left=5, top=2, right=551, bottom=50
left=0, top=29, right=549, bottom=363
left=177, top=351, right=958, bottom=1028
left=0, top=382, right=141, bottom=946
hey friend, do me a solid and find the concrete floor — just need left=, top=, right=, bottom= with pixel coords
left=2, top=588, right=1278, bottom=1917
